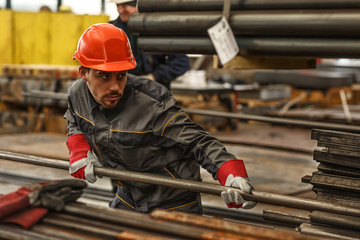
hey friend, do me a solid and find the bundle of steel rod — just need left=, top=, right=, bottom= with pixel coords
left=299, top=129, right=360, bottom=239
left=128, top=1, right=360, bottom=58
left=0, top=203, right=326, bottom=240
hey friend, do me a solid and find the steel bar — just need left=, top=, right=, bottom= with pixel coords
left=0, top=225, right=61, bottom=240
left=64, top=203, right=243, bottom=240
left=263, top=210, right=310, bottom=227
left=32, top=224, right=97, bottom=240
left=22, top=91, right=67, bottom=101
left=300, top=223, right=360, bottom=240
left=150, top=209, right=314, bottom=240
left=137, top=0, right=360, bottom=12
left=137, top=36, right=360, bottom=58
left=42, top=215, right=123, bottom=239
left=44, top=213, right=175, bottom=239
left=2, top=150, right=360, bottom=218
left=129, top=11, right=360, bottom=37
left=22, top=90, right=360, bottom=133
left=310, top=211, right=360, bottom=231
left=183, top=108, right=360, bottom=133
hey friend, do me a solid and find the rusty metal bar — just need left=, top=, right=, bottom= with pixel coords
left=1, top=150, right=360, bottom=217
left=150, top=209, right=316, bottom=240
left=44, top=212, right=175, bottom=239
left=64, top=203, right=243, bottom=240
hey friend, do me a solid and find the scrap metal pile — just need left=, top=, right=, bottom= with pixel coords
left=128, top=0, right=360, bottom=58
left=300, top=129, right=360, bottom=239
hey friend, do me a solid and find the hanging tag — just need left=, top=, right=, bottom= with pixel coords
left=207, top=16, right=239, bottom=65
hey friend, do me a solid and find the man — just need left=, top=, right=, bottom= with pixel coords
left=109, top=0, right=190, bottom=90
left=65, top=23, right=256, bottom=214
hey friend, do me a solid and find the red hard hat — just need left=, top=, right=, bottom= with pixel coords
left=73, top=23, right=137, bottom=72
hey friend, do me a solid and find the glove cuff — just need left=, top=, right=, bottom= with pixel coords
left=217, top=159, right=248, bottom=186
left=67, top=134, right=91, bottom=163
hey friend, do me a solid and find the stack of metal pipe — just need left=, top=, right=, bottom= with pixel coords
left=0, top=203, right=323, bottom=240
left=300, top=129, right=360, bottom=239
left=128, top=0, right=360, bottom=58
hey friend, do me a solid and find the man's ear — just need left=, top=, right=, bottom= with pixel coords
left=78, top=66, right=88, bottom=82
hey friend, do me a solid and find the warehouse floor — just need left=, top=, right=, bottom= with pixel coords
left=0, top=121, right=318, bottom=222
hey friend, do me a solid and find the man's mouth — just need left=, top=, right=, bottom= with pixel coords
left=104, top=95, right=120, bottom=101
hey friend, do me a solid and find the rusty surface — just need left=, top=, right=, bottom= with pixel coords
left=117, top=231, right=176, bottom=240
left=150, top=210, right=324, bottom=240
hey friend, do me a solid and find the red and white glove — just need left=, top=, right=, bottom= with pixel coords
left=217, top=160, right=257, bottom=209
left=66, top=134, right=101, bottom=183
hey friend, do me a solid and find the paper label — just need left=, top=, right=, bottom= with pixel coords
left=207, top=16, right=239, bottom=65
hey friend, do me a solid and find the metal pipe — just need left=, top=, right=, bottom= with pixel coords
left=1, top=150, right=360, bottom=217
left=263, top=210, right=310, bottom=227
left=129, top=11, right=360, bottom=37
left=150, top=209, right=311, bottom=240
left=183, top=108, right=360, bottom=133
left=0, top=225, right=61, bottom=240
left=310, top=211, right=360, bottom=231
left=64, top=203, right=243, bottom=240
left=137, top=0, right=360, bottom=12
left=137, top=36, right=360, bottom=58
left=21, top=90, right=359, bottom=133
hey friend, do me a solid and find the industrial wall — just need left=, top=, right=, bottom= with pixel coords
left=0, top=10, right=109, bottom=72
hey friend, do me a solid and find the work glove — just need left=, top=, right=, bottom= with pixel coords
left=66, top=133, right=101, bottom=183
left=217, top=160, right=257, bottom=209
left=0, top=179, right=87, bottom=219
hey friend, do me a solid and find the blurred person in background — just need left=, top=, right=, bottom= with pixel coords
left=109, top=0, right=190, bottom=90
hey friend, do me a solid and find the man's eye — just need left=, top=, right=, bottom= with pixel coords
left=118, top=73, right=126, bottom=78
left=100, top=74, right=111, bottom=80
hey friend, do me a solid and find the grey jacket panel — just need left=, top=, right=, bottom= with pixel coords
left=64, top=74, right=236, bottom=211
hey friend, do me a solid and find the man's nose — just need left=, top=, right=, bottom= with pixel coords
left=108, top=76, right=121, bottom=92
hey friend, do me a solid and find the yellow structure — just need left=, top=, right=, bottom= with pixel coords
left=0, top=10, right=109, bottom=72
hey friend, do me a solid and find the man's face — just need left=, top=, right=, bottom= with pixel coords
left=79, top=67, right=127, bottom=109
left=117, top=3, right=138, bottom=23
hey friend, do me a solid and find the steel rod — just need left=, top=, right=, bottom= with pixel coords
left=1, top=150, right=360, bottom=217
left=137, top=36, right=360, bottom=58
left=137, top=0, right=360, bottom=12
left=21, top=91, right=360, bottom=133
left=183, top=108, right=360, bottom=133
left=64, top=203, right=242, bottom=240
left=310, top=211, right=360, bottom=231
left=129, top=11, right=360, bottom=37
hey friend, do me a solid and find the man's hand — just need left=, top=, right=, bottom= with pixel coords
left=217, top=160, right=257, bottom=209
left=66, top=134, right=101, bottom=183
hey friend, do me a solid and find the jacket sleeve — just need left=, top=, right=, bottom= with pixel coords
left=152, top=54, right=190, bottom=87
left=63, top=86, right=84, bottom=137
left=152, top=95, right=236, bottom=179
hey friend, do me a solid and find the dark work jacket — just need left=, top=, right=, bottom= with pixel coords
left=109, top=17, right=190, bottom=89
left=64, top=74, right=236, bottom=212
